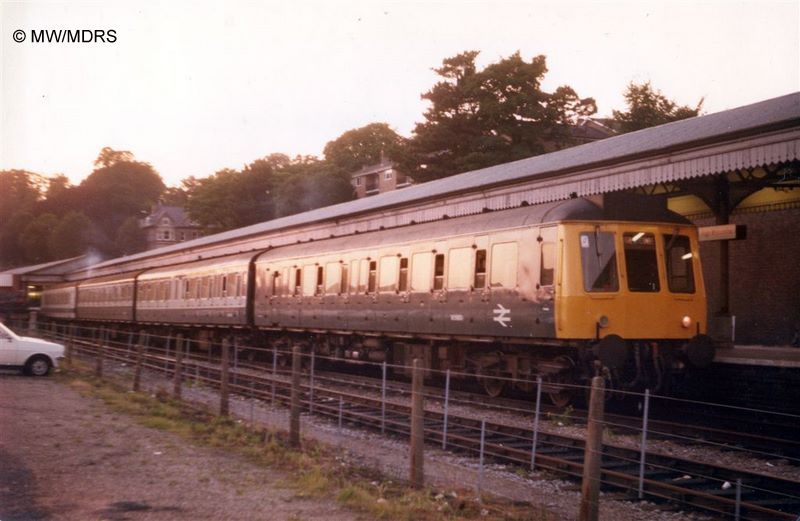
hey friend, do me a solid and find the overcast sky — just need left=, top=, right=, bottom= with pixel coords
left=2, top=0, right=798, bottom=187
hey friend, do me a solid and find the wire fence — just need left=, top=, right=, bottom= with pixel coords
left=8, top=317, right=800, bottom=521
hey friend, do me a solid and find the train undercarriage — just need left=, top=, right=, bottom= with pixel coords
left=45, top=319, right=714, bottom=407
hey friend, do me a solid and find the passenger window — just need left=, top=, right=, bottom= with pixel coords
left=240, top=272, right=247, bottom=297
left=447, top=248, right=472, bottom=289
left=271, top=270, right=280, bottom=296
left=490, top=242, right=518, bottom=288
left=221, top=275, right=228, bottom=296
left=293, top=268, right=302, bottom=296
left=398, top=257, right=409, bottom=292
left=315, top=266, right=324, bottom=295
left=379, top=256, right=398, bottom=292
left=358, top=260, right=370, bottom=293
left=664, top=234, right=696, bottom=293
left=367, top=261, right=377, bottom=293
left=411, top=252, right=432, bottom=292
left=325, top=262, right=341, bottom=294
left=473, top=249, right=486, bottom=289
left=580, top=231, right=619, bottom=292
left=433, top=254, right=445, bottom=290
left=340, top=264, right=348, bottom=295
left=623, top=232, right=659, bottom=292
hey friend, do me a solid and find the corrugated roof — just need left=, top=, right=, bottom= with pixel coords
left=89, top=92, right=800, bottom=272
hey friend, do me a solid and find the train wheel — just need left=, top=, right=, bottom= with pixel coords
left=477, top=364, right=506, bottom=398
left=545, top=355, right=575, bottom=407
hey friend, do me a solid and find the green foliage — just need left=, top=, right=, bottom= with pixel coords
left=612, top=82, right=703, bottom=133
left=49, top=211, right=93, bottom=259
left=323, top=123, right=404, bottom=172
left=19, top=213, right=59, bottom=264
left=115, top=216, right=148, bottom=256
left=273, top=159, right=354, bottom=218
left=398, top=51, right=596, bottom=182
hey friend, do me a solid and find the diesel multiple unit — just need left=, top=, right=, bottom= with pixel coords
left=41, top=198, right=714, bottom=404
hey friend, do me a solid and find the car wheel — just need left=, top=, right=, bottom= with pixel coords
left=26, top=356, right=51, bottom=377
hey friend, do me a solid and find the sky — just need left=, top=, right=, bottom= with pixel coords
left=1, top=0, right=799, bottom=187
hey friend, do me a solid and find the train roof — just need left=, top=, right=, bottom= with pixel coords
left=86, top=92, right=799, bottom=273
left=253, top=198, right=690, bottom=262
left=139, top=251, right=255, bottom=279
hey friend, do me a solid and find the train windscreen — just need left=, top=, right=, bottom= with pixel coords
left=623, top=232, right=660, bottom=292
left=580, top=231, right=619, bottom=292
left=664, top=234, right=696, bottom=293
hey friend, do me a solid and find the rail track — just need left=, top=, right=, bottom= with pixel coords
left=57, top=332, right=800, bottom=521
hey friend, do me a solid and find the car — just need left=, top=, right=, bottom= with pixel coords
left=0, top=322, right=64, bottom=376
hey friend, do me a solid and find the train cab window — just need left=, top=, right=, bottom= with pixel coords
left=623, top=232, right=660, bottom=292
left=293, top=268, right=302, bottom=296
left=664, top=234, right=696, bottom=293
left=411, top=252, right=432, bottom=292
left=473, top=249, right=486, bottom=289
left=398, top=258, right=409, bottom=292
left=325, top=262, right=341, bottom=294
left=490, top=242, right=518, bottom=288
left=448, top=248, right=472, bottom=289
left=379, top=256, right=398, bottom=292
left=433, top=254, right=445, bottom=290
left=580, top=231, right=619, bottom=292
left=367, top=261, right=377, bottom=293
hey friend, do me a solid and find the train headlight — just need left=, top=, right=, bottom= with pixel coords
left=681, top=316, right=692, bottom=329
left=597, top=315, right=609, bottom=328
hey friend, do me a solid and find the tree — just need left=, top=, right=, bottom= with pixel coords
left=19, top=213, right=59, bottom=264
left=49, top=211, right=92, bottom=259
left=612, top=82, right=703, bottom=133
left=184, top=157, right=279, bottom=233
left=272, top=158, right=354, bottom=218
left=398, top=51, right=596, bottom=182
left=79, top=150, right=165, bottom=246
left=115, top=216, right=147, bottom=256
left=324, top=123, right=404, bottom=172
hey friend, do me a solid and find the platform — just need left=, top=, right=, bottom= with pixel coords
left=713, top=344, right=800, bottom=368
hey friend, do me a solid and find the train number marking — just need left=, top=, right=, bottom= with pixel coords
left=493, top=304, right=511, bottom=327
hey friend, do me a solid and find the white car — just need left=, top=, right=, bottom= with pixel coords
left=0, top=322, right=64, bottom=376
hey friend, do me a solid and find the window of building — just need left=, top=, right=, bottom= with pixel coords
left=580, top=231, right=619, bottom=292
left=474, top=249, right=487, bottom=289
left=384, top=170, right=393, bottom=180
left=623, top=232, right=659, bottom=292
left=411, top=252, right=432, bottom=291
left=179, top=232, right=185, bottom=241
left=490, top=242, right=518, bottom=288
left=448, top=248, right=472, bottom=289
left=355, top=177, right=363, bottom=186
left=161, top=218, right=170, bottom=225
left=379, top=256, right=398, bottom=292
left=664, top=234, right=695, bottom=293
left=161, top=230, right=171, bottom=240
left=398, top=257, right=409, bottom=292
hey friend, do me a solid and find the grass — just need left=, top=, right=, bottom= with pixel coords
left=57, top=362, right=556, bottom=521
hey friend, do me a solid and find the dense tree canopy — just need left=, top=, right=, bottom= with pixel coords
left=397, top=51, right=596, bottom=182
left=612, top=82, right=703, bottom=133
left=323, top=123, right=403, bottom=172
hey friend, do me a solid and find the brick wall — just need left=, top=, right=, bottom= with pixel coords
left=694, top=207, right=800, bottom=345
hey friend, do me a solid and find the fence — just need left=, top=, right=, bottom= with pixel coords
left=14, top=318, right=800, bottom=521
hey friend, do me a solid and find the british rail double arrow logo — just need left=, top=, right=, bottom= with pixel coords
left=493, top=303, right=511, bottom=327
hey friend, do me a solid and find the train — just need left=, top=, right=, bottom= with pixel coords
left=40, top=197, right=715, bottom=405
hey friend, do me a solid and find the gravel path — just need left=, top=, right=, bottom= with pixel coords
left=0, top=373, right=357, bottom=521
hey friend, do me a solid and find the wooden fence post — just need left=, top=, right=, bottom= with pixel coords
left=289, top=345, right=301, bottom=448
left=579, top=376, right=606, bottom=521
left=65, top=325, right=75, bottom=367
left=220, top=338, right=230, bottom=416
left=410, top=358, right=425, bottom=488
left=133, top=330, right=147, bottom=392
left=173, top=334, right=184, bottom=400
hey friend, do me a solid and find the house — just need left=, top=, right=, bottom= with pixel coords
left=139, top=204, right=201, bottom=251
left=350, top=158, right=413, bottom=198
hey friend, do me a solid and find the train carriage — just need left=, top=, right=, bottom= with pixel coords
left=76, top=272, right=138, bottom=322
left=136, top=252, right=251, bottom=326
left=39, top=281, right=77, bottom=320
